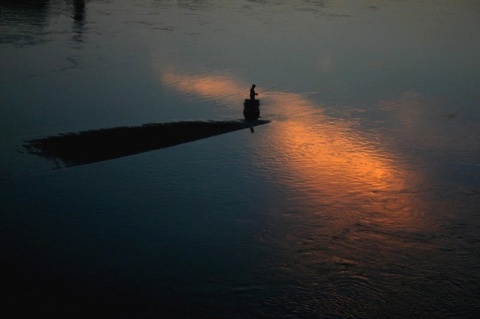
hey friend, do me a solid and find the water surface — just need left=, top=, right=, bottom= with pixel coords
left=1, top=0, right=480, bottom=318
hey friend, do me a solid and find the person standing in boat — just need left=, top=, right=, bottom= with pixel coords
left=250, top=84, right=258, bottom=101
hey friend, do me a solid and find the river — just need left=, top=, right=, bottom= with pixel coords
left=1, top=0, right=479, bottom=318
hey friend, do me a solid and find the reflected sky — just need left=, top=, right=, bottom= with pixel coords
left=160, top=69, right=434, bottom=230
left=1, top=0, right=478, bottom=226
left=1, top=1, right=480, bottom=317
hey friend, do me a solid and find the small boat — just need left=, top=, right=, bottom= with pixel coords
left=243, top=99, right=260, bottom=120
left=24, top=120, right=271, bottom=167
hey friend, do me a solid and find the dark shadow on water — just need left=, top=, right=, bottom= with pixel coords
left=72, top=0, right=86, bottom=43
left=73, top=0, right=86, bottom=22
left=24, top=120, right=270, bottom=167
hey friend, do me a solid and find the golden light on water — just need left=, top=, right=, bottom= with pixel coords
left=161, top=71, right=242, bottom=104
left=161, top=69, right=426, bottom=227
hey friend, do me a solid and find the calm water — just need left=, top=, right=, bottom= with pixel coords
left=1, top=0, right=480, bottom=318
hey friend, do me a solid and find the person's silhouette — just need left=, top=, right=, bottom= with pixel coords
left=250, top=84, right=258, bottom=101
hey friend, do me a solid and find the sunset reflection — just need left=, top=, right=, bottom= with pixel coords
left=161, top=71, right=242, bottom=105
left=161, top=69, right=424, bottom=226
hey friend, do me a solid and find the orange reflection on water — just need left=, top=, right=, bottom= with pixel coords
left=268, top=92, right=407, bottom=193
left=162, top=71, right=242, bottom=104
left=161, top=69, right=423, bottom=226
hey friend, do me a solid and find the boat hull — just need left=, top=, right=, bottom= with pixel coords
left=243, top=99, right=260, bottom=120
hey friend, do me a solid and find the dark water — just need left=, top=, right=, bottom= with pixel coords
left=1, top=0, right=480, bottom=318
